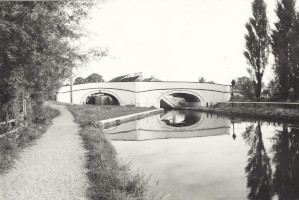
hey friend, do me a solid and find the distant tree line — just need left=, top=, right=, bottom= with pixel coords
left=243, top=0, right=299, bottom=101
left=0, top=2, right=96, bottom=122
left=73, top=73, right=104, bottom=85
left=198, top=76, right=215, bottom=83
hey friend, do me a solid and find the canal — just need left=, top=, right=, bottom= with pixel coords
left=104, top=110, right=299, bottom=200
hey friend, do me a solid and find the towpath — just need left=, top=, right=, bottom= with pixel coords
left=0, top=105, right=89, bottom=200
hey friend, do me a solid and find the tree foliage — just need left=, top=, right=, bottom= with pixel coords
left=85, top=73, right=104, bottom=83
left=198, top=77, right=206, bottom=83
left=74, top=77, right=85, bottom=85
left=0, top=1, right=96, bottom=121
left=244, top=0, right=270, bottom=101
left=290, top=13, right=299, bottom=100
left=271, top=0, right=297, bottom=100
left=234, top=76, right=255, bottom=100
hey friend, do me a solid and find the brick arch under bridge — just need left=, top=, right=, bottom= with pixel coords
left=79, top=89, right=123, bottom=105
left=57, top=82, right=231, bottom=108
left=157, top=90, right=204, bottom=108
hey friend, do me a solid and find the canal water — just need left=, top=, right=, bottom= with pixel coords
left=104, top=110, right=299, bottom=200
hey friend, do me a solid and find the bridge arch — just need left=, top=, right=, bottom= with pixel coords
left=157, top=90, right=204, bottom=108
left=80, top=89, right=122, bottom=105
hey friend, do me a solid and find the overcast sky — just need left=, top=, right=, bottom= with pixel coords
left=75, top=0, right=284, bottom=84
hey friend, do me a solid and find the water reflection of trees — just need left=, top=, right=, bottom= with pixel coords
left=243, top=122, right=299, bottom=200
left=272, top=126, right=299, bottom=200
left=243, top=122, right=272, bottom=200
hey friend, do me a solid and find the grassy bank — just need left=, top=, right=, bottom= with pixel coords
left=67, top=104, right=154, bottom=126
left=0, top=106, right=60, bottom=174
left=67, top=104, right=165, bottom=200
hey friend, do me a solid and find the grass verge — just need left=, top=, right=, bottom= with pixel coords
left=67, top=104, right=154, bottom=126
left=0, top=106, right=60, bottom=174
left=67, top=104, right=166, bottom=200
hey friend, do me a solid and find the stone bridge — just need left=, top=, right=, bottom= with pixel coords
left=57, top=82, right=231, bottom=108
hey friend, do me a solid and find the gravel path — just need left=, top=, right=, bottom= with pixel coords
left=0, top=105, right=89, bottom=200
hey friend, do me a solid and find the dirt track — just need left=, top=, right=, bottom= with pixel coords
left=0, top=105, right=89, bottom=200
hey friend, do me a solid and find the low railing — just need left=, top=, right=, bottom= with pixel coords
left=0, top=118, right=17, bottom=126
left=0, top=113, right=25, bottom=139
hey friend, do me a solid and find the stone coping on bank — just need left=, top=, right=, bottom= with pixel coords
left=92, top=108, right=164, bottom=129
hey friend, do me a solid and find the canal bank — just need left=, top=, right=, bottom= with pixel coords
left=66, top=104, right=166, bottom=200
left=173, top=102, right=299, bottom=124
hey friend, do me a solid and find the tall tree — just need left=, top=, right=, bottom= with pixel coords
left=244, top=0, right=270, bottom=101
left=271, top=0, right=296, bottom=100
left=290, top=13, right=299, bottom=100
left=0, top=2, right=96, bottom=121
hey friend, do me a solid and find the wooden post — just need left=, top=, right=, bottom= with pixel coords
left=23, top=99, right=27, bottom=117
left=70, top=67, right=73, bottom=105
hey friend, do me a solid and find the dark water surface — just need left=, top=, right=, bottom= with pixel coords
left=104, top=110, right=299, bottom=200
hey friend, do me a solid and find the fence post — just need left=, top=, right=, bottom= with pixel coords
left=23, top=99, right=27, bottom=117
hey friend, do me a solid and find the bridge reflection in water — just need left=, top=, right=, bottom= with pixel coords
left=104, top=110, right=231, bottom=141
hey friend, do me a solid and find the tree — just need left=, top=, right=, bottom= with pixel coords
left=198, top=77, right=206, bottom=83
left=271, top=0, right=297, bottom=100
left=266, top=80, right=280, bottom=100
left=234, top=76, right=255, bottom=100
left=85, top=73, right=104, bottom=83
left=74, top=77, right=85, bottom=85
left=244, top=0, right=270, bottom=101
left=0, top=2, right=96, bottom=122
left=290, top=13, right=299, bottom=100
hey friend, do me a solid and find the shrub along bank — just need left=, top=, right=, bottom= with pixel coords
left=0, top=106, right=60, bottom=174
left=67, top=104, right=166, bottom=200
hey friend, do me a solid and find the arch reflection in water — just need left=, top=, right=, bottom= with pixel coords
left=104, top=110, right=231, bottom=141
left=160, top=110, right=202, bottom=127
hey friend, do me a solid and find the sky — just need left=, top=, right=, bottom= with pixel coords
left=75, top=0, right=282, bottom=85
